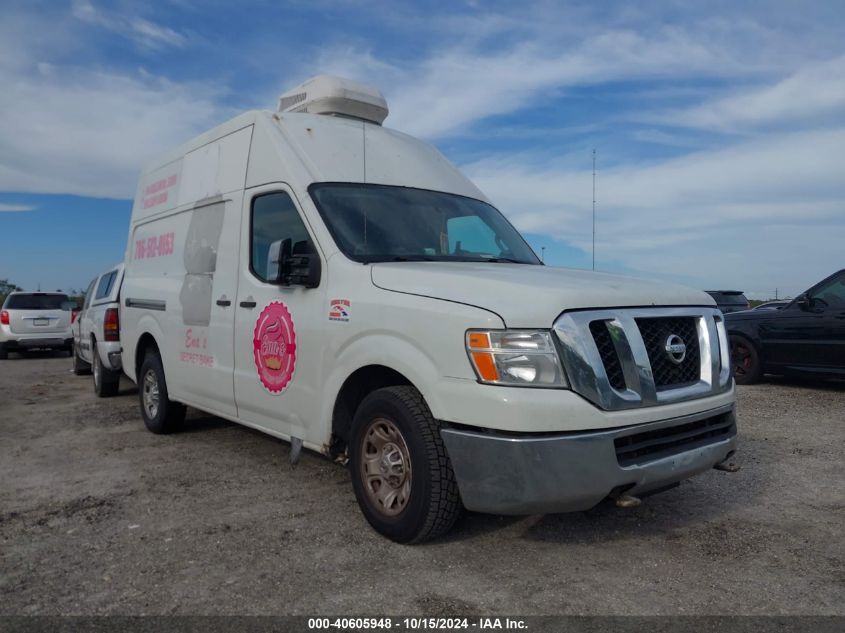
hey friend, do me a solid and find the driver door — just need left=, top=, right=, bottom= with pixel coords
left=764, top=271, right=845, bottom=371
left=233, top=185, right=327, bottom=443
left=808, top=272, right=845, bottom=371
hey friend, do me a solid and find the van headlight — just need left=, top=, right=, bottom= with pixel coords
left=465, top=330, right=568, bottom=387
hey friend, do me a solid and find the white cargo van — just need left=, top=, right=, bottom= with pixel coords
left=122, top=75, right=737, bottom=543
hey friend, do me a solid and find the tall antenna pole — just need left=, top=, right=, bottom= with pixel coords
left=592, top=148, right=596, bottom=271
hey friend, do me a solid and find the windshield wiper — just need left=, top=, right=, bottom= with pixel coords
left=362, top=255, right=436, bottom=263
left=389, top=255, right=435, bottom=261
left=477, top=256, right=524, bottom=263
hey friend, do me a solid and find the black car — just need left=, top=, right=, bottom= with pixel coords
left=705, top=290, right=750, bottom=313
left=725, top=269, right=845, bottom=384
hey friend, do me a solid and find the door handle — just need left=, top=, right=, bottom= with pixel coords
left=216, top=297, right=231, bottom=307
left=240, top=301, right=257, bottom=309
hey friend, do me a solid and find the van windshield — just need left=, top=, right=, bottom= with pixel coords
left=309, top=183, right=541, bottom=265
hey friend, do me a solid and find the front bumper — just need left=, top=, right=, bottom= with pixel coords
left=440, top=404, right=737, bottom=515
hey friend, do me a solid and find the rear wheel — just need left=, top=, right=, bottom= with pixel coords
left=349, top=385, right=461, bottom=544
left=0, top=344, right=7, bottom=360
left=730, top=335, right=762, bottom=385
left=72, top=341, right=91, bottom=375
left=138, top=349, right=185, bottom=434
left=93, top=343, right=120, bottom=397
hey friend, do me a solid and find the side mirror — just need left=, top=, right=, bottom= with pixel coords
left=797, top=293, right=827, bottom=313
left=270, top=238, right=321, bottom=288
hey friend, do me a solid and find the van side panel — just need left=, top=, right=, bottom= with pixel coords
left=124, top=199, right=241, bottom=417
left=178, top=126, right=252, bottom=206
left=132, top=159, right=183, bottom=224
left=124, top=126, right=253, bottom=418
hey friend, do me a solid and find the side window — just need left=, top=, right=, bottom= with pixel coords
left=95, top=271, right=116, bottom=300
left=82, top=278, right=97, bottom=310
left=448, top=215, right=501, bottom=256
left=250, top=192, right=313, bottom=283
left=811, top=273, right=845, bottom=310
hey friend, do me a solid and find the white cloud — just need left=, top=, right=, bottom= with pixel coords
left=0, top=203, right=33, bottom=212
left=317, top=26, right=759, bottom=139
left=0, top=64, right=229, bottom=198
left=72, top=1, right=187, bottom=50
left=464, top=128, right=845, bottom=296
left=308, top=4, right=834, bottom=140
left=654, top=56, right=845, bottom=132
left=0, top=4, right=219, bottom=199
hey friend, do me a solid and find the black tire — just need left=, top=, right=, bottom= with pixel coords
left=0, top=344, right=7, bottom=360
left=349, top=385, right=461, bottom=544
left=93, top=343, right=120, bottom=397
left=138, top=349, right=185, bottom=434
left=730, top=335, right=762, bottom=385
left=72, top=341, right=92, bottom=375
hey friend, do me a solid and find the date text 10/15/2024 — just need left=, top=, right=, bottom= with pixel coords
left=307, top=618, right=528, bottom=630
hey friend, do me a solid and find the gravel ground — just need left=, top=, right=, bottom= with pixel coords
left=0, top=353, right=842, bottom=615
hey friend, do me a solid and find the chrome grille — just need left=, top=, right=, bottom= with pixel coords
left=589, top=320, right=625, bottom=390
left=553, top=307, right=732, bottom=411
left=635, top=317, right=700, bottom=390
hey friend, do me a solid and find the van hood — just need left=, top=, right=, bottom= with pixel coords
left=371, top=262, right=715, bottom=327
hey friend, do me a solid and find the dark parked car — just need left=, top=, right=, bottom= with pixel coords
left=725, top=269, right=845, bottom=384
left=705, top=290, right=750, bottom=313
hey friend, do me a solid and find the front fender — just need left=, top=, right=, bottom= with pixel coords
left=726, top=321, right=762, bottom=348
left=319, top=332, right=446, bottom=433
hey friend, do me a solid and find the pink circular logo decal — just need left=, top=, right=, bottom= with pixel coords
left=253, top=301, right=296, bottom=394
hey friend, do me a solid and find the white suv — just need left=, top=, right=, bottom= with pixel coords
left=72, top=264, right=124, bottom=396
left=0, top=292, right=75, bottom=359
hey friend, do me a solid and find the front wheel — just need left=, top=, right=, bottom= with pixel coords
left=349, top=385, right=461, bottom=544
left=138, top=350, right=185, bottom=433
left=730, top=335, right=762, bottom=385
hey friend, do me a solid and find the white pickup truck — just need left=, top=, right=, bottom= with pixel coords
left=72, top=264, right=124, bottom=397
left=120, top=75, right=737, bottom=543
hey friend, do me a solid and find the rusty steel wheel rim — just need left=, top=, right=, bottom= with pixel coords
left=360, top=417, right=412, bottom=517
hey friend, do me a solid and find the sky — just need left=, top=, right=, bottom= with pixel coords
left=0, top=0, right=843, bottom=298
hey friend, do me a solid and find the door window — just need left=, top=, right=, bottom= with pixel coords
left=810, top=273, right=845, bottom=310
left=82, top=279, right=96, bottom=310
left=250, top=192, right=313, bottom=283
